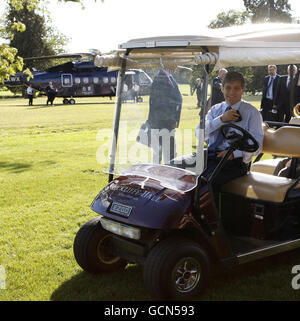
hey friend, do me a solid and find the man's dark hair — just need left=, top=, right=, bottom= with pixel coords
left=222, top=71, right=246, bottom=89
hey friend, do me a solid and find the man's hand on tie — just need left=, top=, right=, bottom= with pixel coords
left=221, top=109, right=240, bottom=122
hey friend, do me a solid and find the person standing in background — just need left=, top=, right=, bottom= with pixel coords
left=192, top=78, right=203, bottom=108
left=274, top=65, right=297, bottom=123
left=145, top=65, right=182, bottom=164
left=26, top=84, right=34, bottom=106
left=45, top=81, right=57, bottom=106
left=211, top=68, right=228, bottom=107
left=260, top=65, right=280, bottom=121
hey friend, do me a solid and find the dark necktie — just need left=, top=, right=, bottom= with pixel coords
left=269, top=77, right=274, bottom=85
left=208, top=105, right=232, bottom=153
left=287, top=76, right=294, bottom=90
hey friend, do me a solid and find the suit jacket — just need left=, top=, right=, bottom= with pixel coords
left=293, top=69, right=300, bottom=105
left=211, top=76, right=224, bottom=106
left=148, top=68, right=182, bottom=129
left=261, top=74, right=280, bottom=103
left=274, top=75, right=297, bottom=111
left=192, top=83, right=203, bottom=100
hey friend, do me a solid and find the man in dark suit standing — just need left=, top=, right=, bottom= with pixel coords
left=192, top=78, right=203, bottom=108
left=293, top=68, right=300, bottom=112
left=146, top=65, right=182, bottom=164
left=274, top=65, right=297, bottom=123
left=211, top=68, right=227, bottom=107
left=260, top=65, right=280, bottom=121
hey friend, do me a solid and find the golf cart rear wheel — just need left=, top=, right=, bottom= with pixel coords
left=73, top=217, right=127, bottom=273
left=63, top=98, right=69, bottom=104
left=143, top=238, right=210, bottom=300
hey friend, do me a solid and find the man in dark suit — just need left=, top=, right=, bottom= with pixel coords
left=211, top=68, right=227, bottom=107
left=274, top=65, right=297, bottom=123
left=260, top=65, right=280, bottom=121
left=192, top=78, right=203, bottom=108
left=293, top=68, right=300, bottom=111
left=146, top=66, right=182, bottom=164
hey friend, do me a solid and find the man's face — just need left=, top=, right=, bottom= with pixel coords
left=219, top=70, right=227, bottom=80
left=268, top=66, right=276, bottom=76
left=222, top=80, right=244, bottom=106
left=288, top=66, right=297, bottom=77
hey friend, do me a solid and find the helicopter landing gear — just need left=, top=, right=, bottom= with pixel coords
left=63, top=98, right=76, bottom=105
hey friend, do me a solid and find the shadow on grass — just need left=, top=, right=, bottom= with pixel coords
left=51, top=249, right=300, bottom=301
left=26, top=101, right=115, bottom=110
left=0, top=160, right=56, bottom=173
left=200, top=248, right=300, bottom=300
left=0, top=161, right=32, bottom=173
left=51, top=264, right=152, bottom=301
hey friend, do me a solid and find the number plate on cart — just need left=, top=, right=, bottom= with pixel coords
left=110, top=202, right=133, bottom=217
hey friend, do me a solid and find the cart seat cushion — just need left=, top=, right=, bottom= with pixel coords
left=262, top=123, right=300, bottom=157
left=250, top=158, right=283, bottom=175
left=221, top=171, right=300, bottom=203
left=289, top=117, right=300, bottom=125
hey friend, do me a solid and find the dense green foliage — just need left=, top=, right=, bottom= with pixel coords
left=208, top=9, right=250, bottom=28
left=6, top=2, right=68, bottom=71
left=244, top=0, right=292, bottom=23
left=0, top=0, right=95, bottom=84
left=207, top=1, right=294, bottom=93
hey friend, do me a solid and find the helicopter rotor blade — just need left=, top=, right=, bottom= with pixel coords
left=23, top=53, right=96, bottom=61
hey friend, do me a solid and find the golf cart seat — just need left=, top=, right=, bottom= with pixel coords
left=251, top=123, right=300, bottom=175
left=289, top=117, right=300, bottom=125
left=222, top=123, right=300, bottom=203
left=250, top=157, right=283, bottom=175
left=222, top=171, right=300, bottom=203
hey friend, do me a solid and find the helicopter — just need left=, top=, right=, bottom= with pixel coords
left=4, top=53, right=153, bottom=104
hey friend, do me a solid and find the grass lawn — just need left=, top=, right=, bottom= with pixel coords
left=0, top=90, right=299, bottom=301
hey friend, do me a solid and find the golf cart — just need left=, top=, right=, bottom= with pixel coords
left=74, top=24, right=300, bottom=300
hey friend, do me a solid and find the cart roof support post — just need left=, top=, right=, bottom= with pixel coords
left=195, top=63, right=209, bottom=176
left=108, top=50, right=130, bottom=183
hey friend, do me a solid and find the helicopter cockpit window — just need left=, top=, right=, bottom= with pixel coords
left=139, top=73, right=151, bottom=85
left=63, top=78, right=71, bottom=85
left=83, top=77, right=89, bottom=84
left=93, top=77, right=99, bottom=84
left=103, top=77, right=109, bottom=84
left=75, top=77, right=80, bottom=84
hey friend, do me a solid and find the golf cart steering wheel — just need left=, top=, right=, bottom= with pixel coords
left=220, top=123, right=259, bottom=153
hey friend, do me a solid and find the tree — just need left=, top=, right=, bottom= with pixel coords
left=0, top=0, right=99, bottom=84
left=0, top=0, right=33, bottom=84
left=6, top=2, right=68, bottom=71
left=243, top=0, right=292, bottom=23
left=208, top=10, right=250, bottom=29
left=207, top=2, right=293, bottom=93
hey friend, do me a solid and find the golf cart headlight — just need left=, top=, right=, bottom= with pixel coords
left=100, top=217, right=141, bottom=240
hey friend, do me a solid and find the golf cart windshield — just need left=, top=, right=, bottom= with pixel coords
left=94, top=23, right=300, bottom=179
left=97, top=51, right=205, bottom=177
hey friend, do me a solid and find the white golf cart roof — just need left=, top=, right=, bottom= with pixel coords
left=95, top=23, right=300, bottom=70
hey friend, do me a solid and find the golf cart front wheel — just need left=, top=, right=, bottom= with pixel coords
left=143, top=238, right=210, bottom=300
left=73, top=217, right=127, bottom=273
